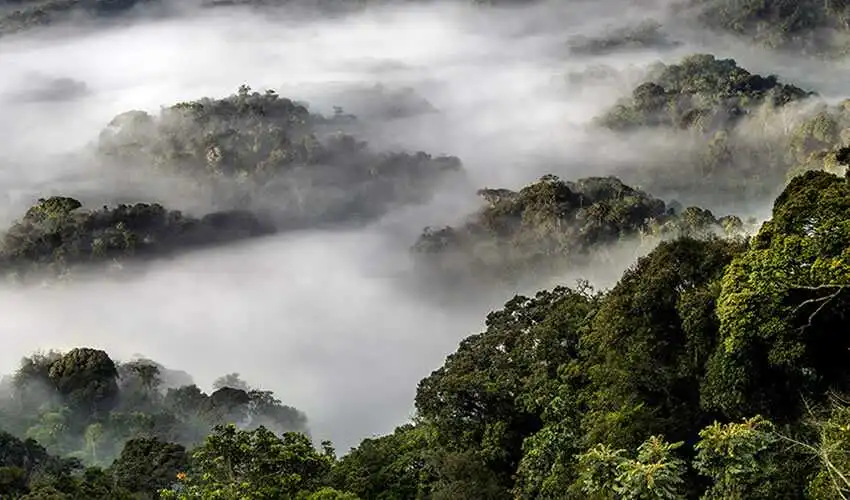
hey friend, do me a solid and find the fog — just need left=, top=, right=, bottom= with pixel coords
left=0, top=0, right=846, bottom=450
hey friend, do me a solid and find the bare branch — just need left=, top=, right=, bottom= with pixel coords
left=789, top=284, right=848, bottom=332
left=790, top=285, right=848, bottom=291
left=774, top=432, right=850, bottom=499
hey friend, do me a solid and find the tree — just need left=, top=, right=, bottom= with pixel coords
left=23, top=197, right=82, bottom=223
left=159, top=424, right=338, bottom=499
left=246, top=390, right=309, bottom=435
left=576, top=436, right=687, bottom=499
left=582, top=237, right=745, bottom=450
left=331, top=423, right=435, bottom=500
left=598, top=54, right=811, bottom=132
left=124, top=361, right=162, bottom=394
left=116, top=360, right=163, bottom=413
left=96, top=86, right=463, bottom=234
left=24, top=408, right=71, bottom=454
left=12, top=351, right=64, bottom=414
left=0, top=431, right=52, bottom=495
left=415, top=285, right=598, bottom=491
left=47, top=348, right=119, bottom=419
left=0, top=197, right=274, bottom=281
left=694, top=416, right=799, bottom=499
left=83, top=423, right=104, bottom=465
left=800, top=399, right=850, bottom=498
left=704, top=171, right=850, bottom=421
left=111, top=437, right=188, bottom=496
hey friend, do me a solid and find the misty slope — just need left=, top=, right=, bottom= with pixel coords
left=0, top=348, right=314, bottom=498
left=0, top=0, right=532, bottom=39
left=567, top=19, right=682, bottom=55
left=0, top=84, right=464, bottom=281
left=0, top=348, right=307, bottom=463
left=584, top=53, right=827, bottom=208
left=96, top=86, right=464, bottom=229
left=413, top=174, right=745, bottom=286
left=0, top=0, right=159, bottom=37
left=597, top=53, right=811, bottom=131
left=6, top=0, right=850, bottom=60
left=6, top=1, right=850, bottom=496
left=690, top=0, right=850, bottom=56
left=0, top=196, right=274, bottom=281
left=4, top=170, right=850, bottom=499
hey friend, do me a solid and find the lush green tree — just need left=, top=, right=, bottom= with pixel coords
left=0, top=431, right=53, bottom=496
left=46, top=348, right=119, bottom=420
left=331, top=423, right=435, bottom=500
left=704, top=170, right=850, bottom=421
left=582, top=237, right=745, bottom=450
left=694, top=415, right=802, bottom=499
left=1, top=347, right=309, bottom=481
left=511, top=380, right=586, bottom=499
left=799, top=399, right=850, bottom=498
left=159, top=424, right=339, bottom=499
left=575, top=436, right=687, bottom=500
left=415, top=284, right=598, bottom=491
left=301, top=487, right=360, bottom=499
left=0, top=429, right=119, bottom=498
left=110, top=437, right=189, bottom=497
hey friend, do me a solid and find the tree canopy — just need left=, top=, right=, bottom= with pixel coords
left=6, top=2, right=850, bottom=497
left=4, top=162, right=850, bottom=500
left=97, top=86, right=463, bottom=230
left=413, top=174, right=744, bottom=285
left=0, top=196, right=273, bottom=282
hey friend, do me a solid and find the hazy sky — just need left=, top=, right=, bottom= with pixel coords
left=1, top=0, right=848, bottom=450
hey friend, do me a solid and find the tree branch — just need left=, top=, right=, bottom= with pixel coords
left=789, top=284, right=848, bottom=332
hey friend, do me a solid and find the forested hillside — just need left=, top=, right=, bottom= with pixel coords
left=4, top=0, right=850, bottom=499
left=3, top=170, right=850, bottom=498
left=7, top=0, right=850, bottom=58
left=96, top=85, right=462, bottom=230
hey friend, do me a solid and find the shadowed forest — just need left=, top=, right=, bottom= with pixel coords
left=2, top=0, right=850, bottom=498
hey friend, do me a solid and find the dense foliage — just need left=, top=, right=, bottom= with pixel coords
left=787, top=103, right=850, bottom=178
left=6, top=2, right=850, bottom=498
left=97, top=86, right=463, bottom=229
left=691, top=0, right=850, bottom=56
left=332, top=170, right=849, bottom=499
left=598, top=54, right=811, bottom=132
left=6, top=0, right=850, bottom=61
left=413, top=174, right=744, bottom=285
left=592, top=53, right=830, bottom=204
left=4, top=167, right=850, bottom=500
left=0, top=196, right=273, bottom=281
left=0, top=349, right=307, bottom=470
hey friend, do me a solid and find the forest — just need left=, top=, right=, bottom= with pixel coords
left=2, top=0, right=850, bottom=499
left=6, top=0, right=850, bottom=58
